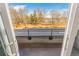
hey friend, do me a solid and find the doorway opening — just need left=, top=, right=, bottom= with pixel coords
left=0, top=3, right=71, bottom=56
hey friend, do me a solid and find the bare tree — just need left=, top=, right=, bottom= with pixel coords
left=35, top=8, right=46, bottom=23
left=29, top=10, right=38, bottom=24
left=9, top=8, right=21, bottom=24
left=50, top=10, right=61, bottom=18
left=18, top=7, right=28, bottom=24
left=50, top=10, right=61, bottom=24
left=18, top=7, right=28, bottom=16
left=62, top=10, right=69, bottom=18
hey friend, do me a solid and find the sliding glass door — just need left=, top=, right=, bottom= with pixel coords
left=0, top=3, right=78, bottom=56
left=0, top=3, right=19, bottom=56
left=61, top=3, right=79, bottom=56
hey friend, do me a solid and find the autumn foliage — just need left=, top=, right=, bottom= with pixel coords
left=9, top=8, right=67, bottom=29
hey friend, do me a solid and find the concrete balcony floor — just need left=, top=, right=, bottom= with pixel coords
left=17, top=36, right=63, bottom=56
left=19, top=48, right=61, bottom=56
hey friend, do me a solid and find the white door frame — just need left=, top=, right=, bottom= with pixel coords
left=1, top=3, right=79, bottom=56
left=0, top=3, right=19, bottom=56
left=61, top=3, right=79, bottom=56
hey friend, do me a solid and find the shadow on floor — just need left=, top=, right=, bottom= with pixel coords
left=19, top=48, right=61, bottom=56
left=18, top=43, right=62, bottom=56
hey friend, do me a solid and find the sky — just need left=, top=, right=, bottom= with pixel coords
left=9, top=3, right=70, bottom=18
left=9, top=3, right=70, bottom=12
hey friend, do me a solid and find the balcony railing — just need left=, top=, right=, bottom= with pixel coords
left=15, top=28, right=65, bottom=38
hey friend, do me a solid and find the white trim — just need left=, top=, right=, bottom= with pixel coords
left=61, top=3, right=79, bottom=56
left=0, top=13, right=12, bottom=55
left=0, top=3, right=19, bottom=56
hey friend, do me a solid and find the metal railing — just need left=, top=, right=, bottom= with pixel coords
left=15, top=28, right=65, bottom=37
